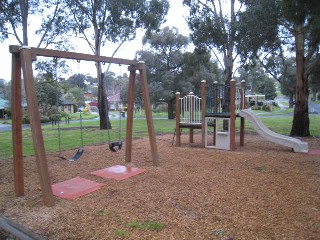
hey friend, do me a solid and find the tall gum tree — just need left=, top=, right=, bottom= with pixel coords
left=136, top=26, right=189, bottom=119
left=238, top=0, right=320, bottom=137
left=64, top=0, right=169, bottom=129
left=183, top=0, right=243, bottom=84
left=0, top=0, right=70, bottom=47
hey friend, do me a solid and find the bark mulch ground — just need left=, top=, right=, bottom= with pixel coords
left=0, top=134, right=319, bottom=240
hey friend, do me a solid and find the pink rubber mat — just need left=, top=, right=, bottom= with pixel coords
left=91, top=165, right=146, bottom=181
left=52, top=177, right=104, bottom=200
left=307, top=149, right=320, bottom=156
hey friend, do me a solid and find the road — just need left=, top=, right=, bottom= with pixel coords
left=309, top=102, right=320, bottom=114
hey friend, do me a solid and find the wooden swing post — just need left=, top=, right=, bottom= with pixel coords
left=11, top=50, right=24, bottom=197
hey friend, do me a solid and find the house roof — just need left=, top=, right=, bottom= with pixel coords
left=61, top=99, right=74, bottom=105
left=107, top=93, right=120, bottom=102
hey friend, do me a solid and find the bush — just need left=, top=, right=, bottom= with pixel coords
left=22, top=115, right=52, bottom=124
left=251, top=105, right=261, bottom=110
left=262, top=104, right=272, bottom=112
left=50, top=114, right=62, bottom=122
left=22, top=115, right=30, bottom=124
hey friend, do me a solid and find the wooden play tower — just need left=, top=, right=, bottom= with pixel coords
left=9, top=45, right=159, bottom=206
left=175, top=79, right=246, bottom=150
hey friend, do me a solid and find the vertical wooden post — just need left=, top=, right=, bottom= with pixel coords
left=138, top=62, right=159, bottom=166
left=230, top=79, right=236, bottom=151
left=19, top=47, right=54, bottom=207
left=175, top=92, right=181, bottom=147
left=240, top=80, right=246, bottom=146
left=11, top=51, right=24, bottom=197
left=201, top=80, right=206, bottom=147
left=125, top=66, right=136, bottom=163
left=189, top=92, right=194, bottom=143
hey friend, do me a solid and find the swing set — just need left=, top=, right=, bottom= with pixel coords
left=9, top=45, right=159, bottom=206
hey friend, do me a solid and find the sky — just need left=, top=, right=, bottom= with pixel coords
left=0, top=0, right=190, bottom=81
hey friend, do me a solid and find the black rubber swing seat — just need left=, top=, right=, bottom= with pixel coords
left=59, top=148, right=84, bottom=162
left=109, top=141, right=123, bottom=152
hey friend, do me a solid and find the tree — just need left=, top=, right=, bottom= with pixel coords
left=309, top=63, right=320, bottom=101
left=238, top=0, right=320, bottom=136
left=0, top=79, right=5, bottom=93
left=278, top=58, right=296, bottom=108
left=66, top=74, right=88, bottom=90
left=64, top=0, right=169, bottom=129
left=238, top=64, right=277, bottom=100
left=183, top=0, right=244, bottom=84
left=136, top=26, right=189, bottom=119
left=179, top=47, right=223, bottom=94
left=35, top=81, right=62, bottom=116
left=0, top=0, right=70, bottom=47
left=256, top=79, right=277, bottom=100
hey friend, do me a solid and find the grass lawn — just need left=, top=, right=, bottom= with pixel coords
left=0, top=111, right=319, bottom=160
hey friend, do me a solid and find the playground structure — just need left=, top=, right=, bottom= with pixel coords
left=176, top=79, right=308, bottom=152
left=9, top=45, right=159, bottom=206
left=176, top=79, right=246, bottom=150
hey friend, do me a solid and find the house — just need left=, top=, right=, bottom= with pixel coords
left=59, top=99, right=75, bottom=113
left=108, top=93, right=123, bottom=110
left=0, top=97, right=8, bottom=119
left=88, top=93, right=123, bottom=112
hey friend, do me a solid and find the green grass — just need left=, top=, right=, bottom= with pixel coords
left=127, top=220, right=164, bottom=231
left=114, top=229, right=127, bottom=237
left=0, top=112, right=319, bottom=160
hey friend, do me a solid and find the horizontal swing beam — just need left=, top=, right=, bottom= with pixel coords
left=9, top=45, right=139, bottom=66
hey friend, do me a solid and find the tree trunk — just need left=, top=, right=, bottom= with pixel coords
left=94, top=28, right=111, bottom=130
left=21, top=0, right=28, bottom=45
left=167, top=97, right=175, bottom=119
left=290, top=25, right=310, bottom=137
left=288, top=93, right=294, bottom=108
left=98, top=70, right=111, bottom=129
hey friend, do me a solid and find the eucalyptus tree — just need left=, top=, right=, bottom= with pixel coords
left=238, top=64, right=277, bottom=99
left=35, top=80, right=62, bottom=116
left=179, top=47, right=223, bottom=94
left=183, top=0, right=244, bottom=84
left=238, top=0, right=320, bottom=136
left=136, top=26, right=189, bottom=119
left=64, top=0, right=169, bottom=129
left=0, top=0, right=70, bottom=47
left=309, top=65, right=320, bottom=101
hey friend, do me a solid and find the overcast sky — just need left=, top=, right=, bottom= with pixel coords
left=0, top=0, right=190, bottom=81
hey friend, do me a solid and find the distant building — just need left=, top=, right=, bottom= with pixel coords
left=88, top=93, right=123, bottom=112
left=108, top=93, right=123, bottom=110
left=59, top=99, right=75, bottom=113
left=0, top=97, right=8, bottom=119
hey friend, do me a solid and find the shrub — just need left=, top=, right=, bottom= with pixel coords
left=262, top=104, right=272, bottom=112
left=251, top=105, right=261, bottom=110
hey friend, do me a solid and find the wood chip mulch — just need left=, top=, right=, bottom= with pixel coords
left=0, top=134, right=320, bottom=240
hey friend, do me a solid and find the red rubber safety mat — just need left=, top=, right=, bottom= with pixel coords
left=91, top=165, right=146, bottom=181
left=52, top=177, right=104, bottom=200
left=307, top=149, right=320, bottom=156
